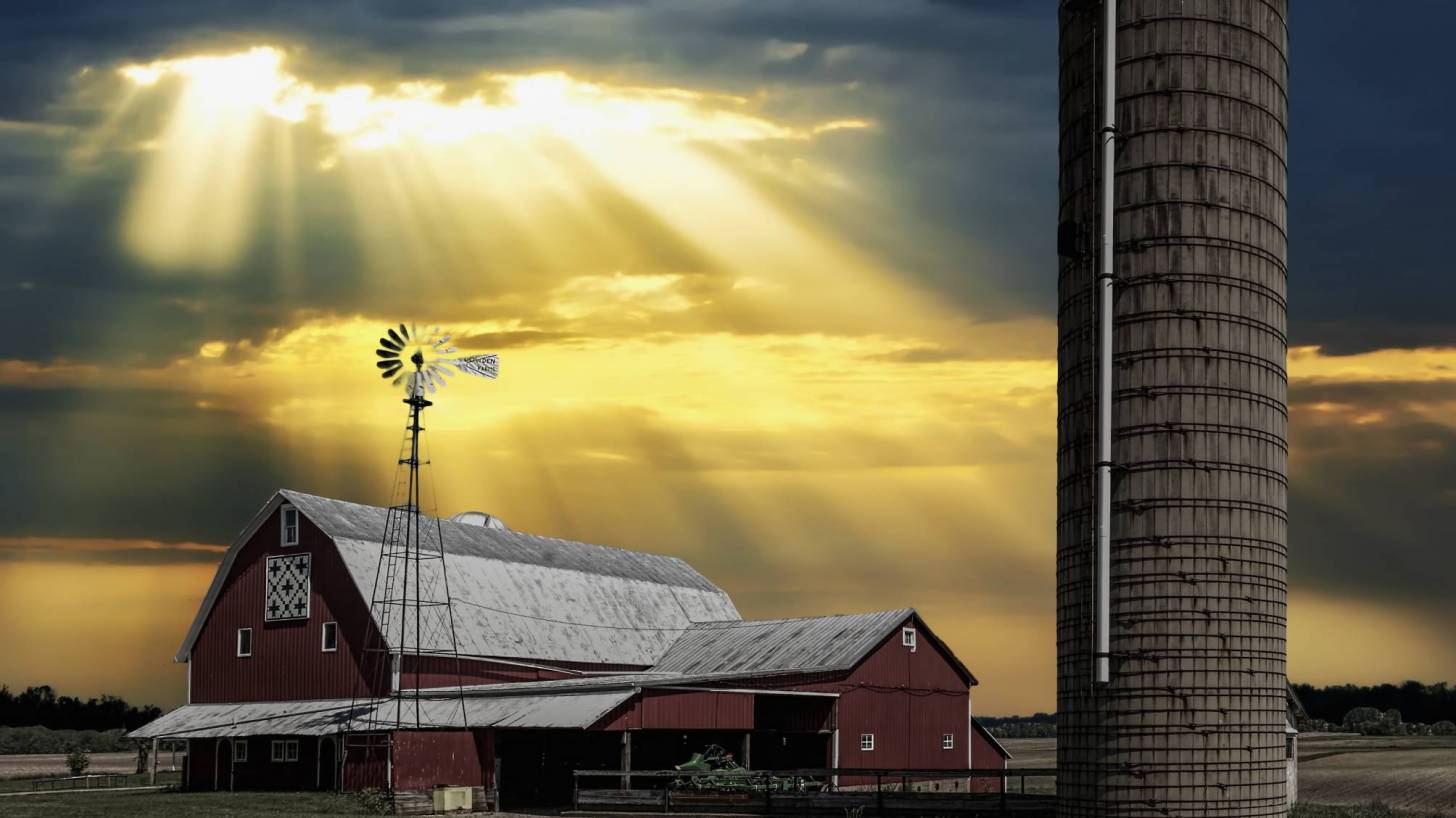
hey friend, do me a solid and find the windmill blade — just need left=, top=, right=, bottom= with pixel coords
left=451, top=354, right=499, bottom=379
left=376, top=348, right=398, bottom=359
left=379, top=336, right=402, bottom=352
left=387, top=328, right=404, bottom=347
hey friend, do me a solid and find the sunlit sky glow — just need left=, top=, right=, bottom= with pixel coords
left=1, top=1, right=1454, bottom=715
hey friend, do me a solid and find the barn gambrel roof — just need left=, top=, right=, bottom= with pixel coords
left=176, top=490, right=741, bottom=667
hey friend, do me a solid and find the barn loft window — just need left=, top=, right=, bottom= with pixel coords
left=902, top=627, right=917, bottom=652
left=236, top=628, right=252, bottom=657
left=321, top=621, right=338, bottom=653
left=280, top=505, right=300, bottom=546
left=264, top=553, right=311, bottom=622
left=271, top=739, right=299, bottom=762
left=860, top=733, right=875, bottom=751
left=942, top=733, right=955, bottom=750
left=233, top=739, right=248, bottom=762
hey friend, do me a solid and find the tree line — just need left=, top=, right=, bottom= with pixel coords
left=1293, top=680, right=1456, bottom=727
left=983, top=681, right=1456, bottom=738
left=0, top=685, right=161, bottom=732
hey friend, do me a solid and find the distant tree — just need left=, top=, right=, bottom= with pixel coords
left=1431, top=720, right=1456, bottom=736
left=1343, top=707, right=1382, bottom=731
left=0, top=685, right=161, bottom=731
left=65, top=746, right=90, bottom=776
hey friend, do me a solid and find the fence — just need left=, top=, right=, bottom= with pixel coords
left=573, top=767, right=1058, bottom=815
left=28, top=772, right=158, bottom=792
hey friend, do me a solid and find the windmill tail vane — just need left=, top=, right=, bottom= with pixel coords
left=374, top=322, right=500, bottom=395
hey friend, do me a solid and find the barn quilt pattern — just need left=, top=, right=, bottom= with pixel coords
left=264, top=553, right=311, bottom=621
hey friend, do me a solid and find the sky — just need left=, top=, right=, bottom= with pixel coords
left=0, top=0, right=1453, bottom=717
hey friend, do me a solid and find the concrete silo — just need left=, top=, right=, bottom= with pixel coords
left=1056, top=1, right=1290, bottom=817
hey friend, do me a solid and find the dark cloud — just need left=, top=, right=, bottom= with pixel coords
left=1289, top=409, right=1456, bottom=616
left=0, top=542, right=225, bottom=565
left=0, top=385, right=372, bottom=543
left=454, top=330, right=584, bottom=349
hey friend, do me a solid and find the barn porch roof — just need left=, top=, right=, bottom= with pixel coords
left=128, top=689, right=635, bottom=739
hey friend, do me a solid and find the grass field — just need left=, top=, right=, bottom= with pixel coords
left=1002, top=733, right=1456, bottom=816
left=0, top=790, right=369, bottom=817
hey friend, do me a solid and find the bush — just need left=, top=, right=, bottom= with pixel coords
left=1431, top=720, right=1456, bottom=735
left=354, top=787, right=392, bottom=815
left=65, top=747, right=90, bottom=776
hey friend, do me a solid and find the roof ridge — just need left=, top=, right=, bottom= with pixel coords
left=281, top=487, right=708, bottom=572
left=688, top=608, right=915, bottom=628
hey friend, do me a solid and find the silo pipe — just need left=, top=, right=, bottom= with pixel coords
left=1094, top=0, right=1115, bottom=686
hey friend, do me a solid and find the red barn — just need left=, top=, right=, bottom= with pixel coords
left=132, top=490, right=997, bottom=808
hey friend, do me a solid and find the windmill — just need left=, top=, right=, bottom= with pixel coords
left=345, top=323, right=499, bottom=778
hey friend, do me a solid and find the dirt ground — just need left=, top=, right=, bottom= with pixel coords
left=0, top=752, right=142, bottom=779
left=1002, top=734, right=1456, bottom=815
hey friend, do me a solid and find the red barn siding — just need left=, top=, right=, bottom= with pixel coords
left=597, top=690, right=754, bottom=731
left=392, top=730, right=486, bottom=790
left=969, top=724, right=1006, bottom=793
left=343, top=737, right=389, bottom=791
left=768, top=616, right=971, bottom=783
left=191, top=508, right=385, bottom=703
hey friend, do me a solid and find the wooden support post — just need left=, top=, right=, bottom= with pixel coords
left=741, top=732, right=751, bottom=770
left=149, top=737, right=159, bottom=785
left=621, top=731, right=632, bottom=791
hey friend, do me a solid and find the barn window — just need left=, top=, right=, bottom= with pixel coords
left=1286, top=735, right=1295, bottom=759
left=236, top=628, right=252, bottom=657
left=264, top=553, right=311, bottom=621
left=322, top=621, right=338, bottom=652
left=942, top=733, right=955, bottom=750
left=271, top=739, right=299, bottom=762
left=902, top=627, right=917, bottom=652
left=233, top=740, right=248, bottom=762
left=860, top=733, right=875, bottom=751
left=281, top=505, right=300, bottom=546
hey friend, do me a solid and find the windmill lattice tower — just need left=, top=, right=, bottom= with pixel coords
left=344, top=324, right=500, bottom=780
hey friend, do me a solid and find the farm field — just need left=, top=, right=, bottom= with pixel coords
left=1002, top=734, right=1456, bottom=816
left=0, top=752, right=140, bottom=779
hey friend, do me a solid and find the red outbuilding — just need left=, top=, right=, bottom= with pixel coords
left=131, top=490, right=1004, bottom=809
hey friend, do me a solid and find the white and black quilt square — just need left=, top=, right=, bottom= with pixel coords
left=264, top=553, right=311, bottom=621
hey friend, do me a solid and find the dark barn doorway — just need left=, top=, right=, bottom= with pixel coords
left=214, top=738, right=232, bottom=791
left=318, top=737, right=337, bottom=790
left=749, top=731, right=831, bottom=770
left=495, top=729, right=620, bottom=809
left=630, top=730, right=748, bottom=778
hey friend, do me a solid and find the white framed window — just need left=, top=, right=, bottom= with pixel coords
left=321, top=621, right=338, bottom=653
left=859, top=733, right=875, bottom=751
left=237, top=628, right=253, bottom=657
left=902, top=627, right=917, bottom=652
left=942, top=733, right=955, bottom=750
left=281, top=505, right=300, bottom=546
left=233, top=739, right=249, bottom=762
left=271, top=739, right=299, bottom=762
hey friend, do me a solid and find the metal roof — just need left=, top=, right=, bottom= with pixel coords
left=128, top=690, right=634, bottom=739
left=176, top=491, right=740, bottom=665
left=650, top=609, right=922, bottom=677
